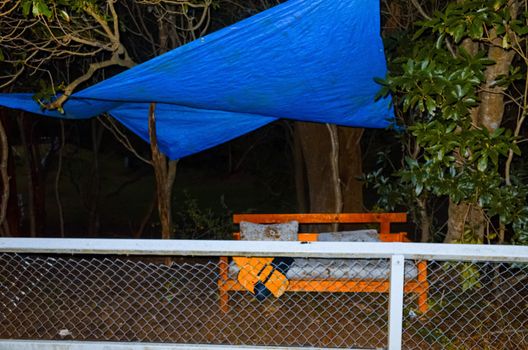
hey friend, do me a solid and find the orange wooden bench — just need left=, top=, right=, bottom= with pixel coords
left=218, top=213, right=429, bottom=313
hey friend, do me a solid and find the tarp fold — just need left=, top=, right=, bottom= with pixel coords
left=0, top=0, right=392, bottom=159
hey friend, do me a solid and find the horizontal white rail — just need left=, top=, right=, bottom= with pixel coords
left=0, top=238, right=527, bottom=262
left=0, top=340, right=362, bottom=350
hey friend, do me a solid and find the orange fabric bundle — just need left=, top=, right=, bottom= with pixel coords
left=233, top=257, right=290, bottom=298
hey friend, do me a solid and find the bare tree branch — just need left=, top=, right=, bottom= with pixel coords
left=410, top=0, right=431, bottom=20
left=0, top=119, right=9, bottom=227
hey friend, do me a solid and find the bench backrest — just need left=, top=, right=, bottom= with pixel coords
left=233, top=213, right=408, bottom=242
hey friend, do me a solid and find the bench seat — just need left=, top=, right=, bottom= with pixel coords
left=218, top=213, right=429, bottom=314
left=228, top=258, right=419, bottom=280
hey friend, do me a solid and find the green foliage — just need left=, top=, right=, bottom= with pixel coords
left=417, top=327, right=460, bottom=350
left=372, top=0, right=528, bottom=243
left=173, top=193, right=233, bottom=240
left=400, top=126, right=520, bottom=202
left=460, top=264, right=482, bottom=291
left=416, top=0, right=514, bottom=44
left=20, top=0, right=101, bottom=19
left=379, top=43, right=489, bottom=121
left=454, top=262, right=482, bottom=291
left=21, top=0, right=51, bottom=18
left=364, top=151, right=416, bottom=211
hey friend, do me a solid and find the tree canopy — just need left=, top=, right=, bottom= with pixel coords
left=0, top=0, right=526, bottom=245
left=370, top=0, right=528, bottom=244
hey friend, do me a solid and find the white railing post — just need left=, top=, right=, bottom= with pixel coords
left=388, top=254, right=405, bottom=350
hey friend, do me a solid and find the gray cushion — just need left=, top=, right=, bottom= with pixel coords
left=287, top=259, right=418, bottom=280
left=318, top=229, right=380, bottom=242
left=228, top=259, right=418, bottom=280
left=239, top=221, right=298, bottom=241
left=230, top=226, right=420, bottom=281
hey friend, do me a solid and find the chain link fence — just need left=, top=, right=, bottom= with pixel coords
left=403, top=260, right=528, bottom=350
left=0, top=240, right=527, bottom=350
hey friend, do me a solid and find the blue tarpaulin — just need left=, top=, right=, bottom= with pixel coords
left=0, top=0, right=392, bottom=159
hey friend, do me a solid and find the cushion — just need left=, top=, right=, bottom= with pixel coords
left=239, top=221, right=298, bottom=241
left=291, top=229, right=384, bottom=278
left=318, top=229, right=380, bottom=242
left=228, top=259, right=418, bottom=280
left=287, top=258, right=418, bottom=280
left=229, top=226, right=418, bottom=281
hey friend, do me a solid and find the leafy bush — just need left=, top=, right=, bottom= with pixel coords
left=370, top=0, right=528, bottom=243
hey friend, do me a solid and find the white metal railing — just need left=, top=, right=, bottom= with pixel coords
left=0, top=238, right=527, bottom=350
left=1, top=238, right=527, bottom=261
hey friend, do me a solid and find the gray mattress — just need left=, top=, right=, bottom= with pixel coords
left=229, top=230, right=418, bottom=281
left=228, top=258, right=418, bottom=281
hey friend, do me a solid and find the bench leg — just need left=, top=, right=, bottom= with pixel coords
left=417, top=287, right=428, bottom=314
left=416, top=261, right=429, bottom=314
left=218, top=256, right=230, bottom=313
left=219, top=284, right=229, bottom=313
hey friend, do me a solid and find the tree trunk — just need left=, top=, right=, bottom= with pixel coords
left=296, top=122, right=364, bottom=230
left=5, top=125, right=18, bottom=236
left=87, top=120, right=104, bottom=236
left=327, top=124, right=343, bottom=232
left=0, top=118, right=9, bottom=232
left=445, top=2, right=517, bottom=243
left=478, top=29, right=517, bottom=132
left=297, top=122, right=339, bottom=213
left=416, top=195, right=431, bottom=242
left=55, top=120, right=65, bottom=237
left=296, top=123, right=364, bottom=212
left=148, top=103, right=178, bottom=240
left=17, top=113, right=46, bottom=236
left=293, top=126, right=308, bottom=212
left=0, top=109, right=19, bottom=236
left=148, top=16, right=179, bottom=243
left=445, top=200, right=485, bottom=243
left=338, top=127, right=364, bottom=213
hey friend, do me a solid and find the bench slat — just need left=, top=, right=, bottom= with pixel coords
left=233, top=213, right=407, bottom=224
left=220, top=279, right=427, bottom=294
left=233, top=232, right=407, bottom=242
